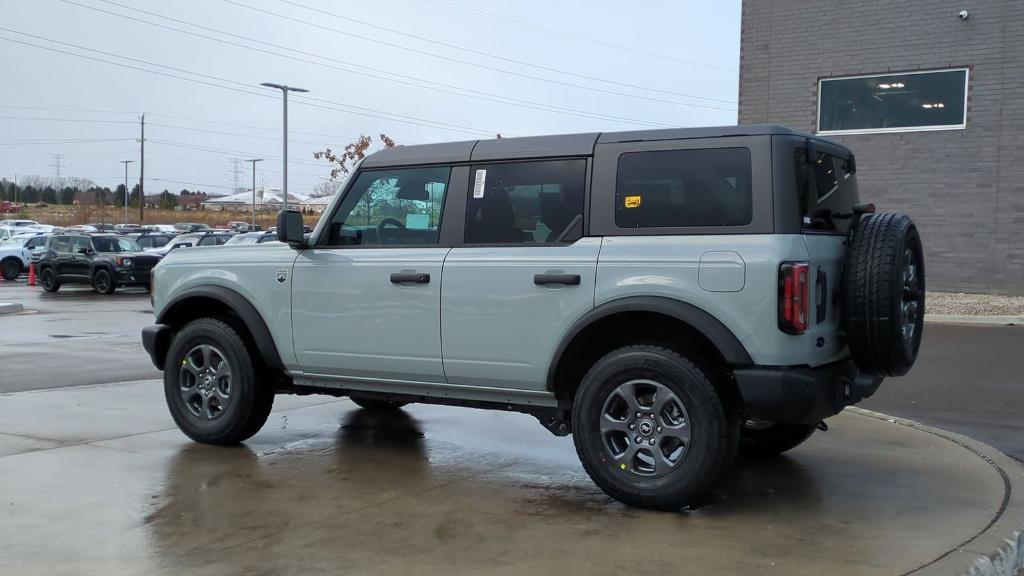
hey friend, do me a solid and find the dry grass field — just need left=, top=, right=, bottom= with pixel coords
left=19, top=204, right=297, bottom=230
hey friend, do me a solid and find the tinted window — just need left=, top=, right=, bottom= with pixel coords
left=795, top=149, right=858, bottom=233
left=465, top=159, right=586, bottom=245
left=92, top=236, right=140, bottom=252
left=819, top=69, right=967, bottom=133
left=323, top=166, right=450, bottom=247
left=615, top=148, right=752, bottom=228
left=52, top=237, right=71, bottom=253
left=70, top=237, right=91, bottom=254
left=198, top=235, right=219, bottom=246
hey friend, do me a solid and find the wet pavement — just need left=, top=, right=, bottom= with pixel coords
left=0, top=278, right=158, bottom=393
left=0, top=380, right=1019, bottom=576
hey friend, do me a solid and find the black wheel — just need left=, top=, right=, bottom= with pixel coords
left=0, top=257, right=21, bottom=281
left=164, top=318, right=274, bottom=445
left=93, top=268, right=116, bottom=294
left=843, top=213, right=925, bottom=377
left=39, top=267, right=60, bottom=292
left=350, top=396, right=408, bottom=411
left=572, top=345, right=734, bottom=510
left=738, top=420, right=816, bottom=457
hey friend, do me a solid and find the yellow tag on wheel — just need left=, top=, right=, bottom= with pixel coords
left=624, top=195, right=642, bottom=209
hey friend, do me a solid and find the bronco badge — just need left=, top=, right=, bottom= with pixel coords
left=275, top=269, right=288, bottom=283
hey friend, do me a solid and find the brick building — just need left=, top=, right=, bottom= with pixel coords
left=739, top=1, right=1023, bottom=294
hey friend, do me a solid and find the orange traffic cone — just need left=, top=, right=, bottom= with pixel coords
left=27, top=263, right=36, bottom=286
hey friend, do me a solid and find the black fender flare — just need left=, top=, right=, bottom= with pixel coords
left=90, top=262, right=115, bottom=281
left=156, top=285, right=285, bottom=372
left=546, top=296, right=753, bottom=390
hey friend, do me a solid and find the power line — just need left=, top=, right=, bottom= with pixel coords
left=0, top=137, right=135, bottom=145
left=221, top=0, right=737, bottom=109
left=274, top=0, right=737, bottom=99
left=58, top=0, right=692, bottom=125
left=0, top=30, right=502, bottom=136
left=420, top=0, right=737, bottom=72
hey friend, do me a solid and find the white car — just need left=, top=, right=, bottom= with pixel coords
left=143, top=224, right=177, bottom=233
left=10, top=233, right=51, bottom=263
left=0, top=237, right=32, bottom=280
left=0, top=219, right=39, bottom=228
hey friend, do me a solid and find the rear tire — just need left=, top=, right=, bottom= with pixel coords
left=163, top=318, right=274, bottom=445
left=350, top=396, right=408, bottom=411
left=0, top=257, right=21, bottom=281
left=40, top=267, right=60, bottom=292
left=738, top=421, right=816, bottom=457
left=843, top=213, right=925, bottom=376
left=572, top=345, right=734, bottom=510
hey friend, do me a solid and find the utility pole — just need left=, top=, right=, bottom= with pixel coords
left=138, top=114, right=145, bottom=222
left=246, top=158, right=263, bottom=229
left=13, top=174, right=16, bottom=205
left=260, top=82, right=309, bottom=212
left=119, top=160, right=134, bottom=225
left=50, top=154, right=65, bottom=185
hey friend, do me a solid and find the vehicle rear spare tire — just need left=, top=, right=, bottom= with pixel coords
left=843, top=213, right=925, bottom=377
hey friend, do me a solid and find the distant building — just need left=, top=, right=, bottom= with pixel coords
left=200, top=187, right=308, bottom=211
left=739, top=1, right=1023, bottom=294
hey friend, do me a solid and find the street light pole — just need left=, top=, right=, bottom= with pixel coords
left=119, top=160, right=134, bottom=225
left=260, top=82, right=309, bottom=212
left=246, top=158, right=263, bottom=229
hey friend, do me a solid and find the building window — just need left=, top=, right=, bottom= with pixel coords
left=817, top=68, right=968, bottom=135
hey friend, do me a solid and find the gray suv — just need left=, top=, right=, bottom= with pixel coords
left=142, top=125, right=925, bottom=510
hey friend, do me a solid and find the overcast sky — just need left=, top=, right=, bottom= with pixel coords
left=1, top=0, right=739, bottom=196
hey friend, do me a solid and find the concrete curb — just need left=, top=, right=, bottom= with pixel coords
left=0, top=302, right=24, bottom=315
left=847, top=408, right=1024, bottom=576
left=926, top=314, right=1024, bottom=326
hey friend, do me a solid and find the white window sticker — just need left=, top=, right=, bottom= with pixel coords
left=473, top=169, right=487, bottom=198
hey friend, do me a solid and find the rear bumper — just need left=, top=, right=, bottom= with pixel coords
left=733, top=359, right=882, bottom=424
left=141, top=324, right=171, bottom=370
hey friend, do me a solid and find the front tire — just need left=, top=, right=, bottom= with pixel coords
left=0, top=257, right=21, bottom=281
left=164, top=318, right=274, bottom=445
left=572, top=345, right=734, bottom=510
left=738, top=420, right=816, bottom=457
left=40, top=267, right=60, bottom=292
left=93, top=268, right=116, bottom=294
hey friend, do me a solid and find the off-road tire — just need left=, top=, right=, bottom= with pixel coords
left=738, top=421, right=816, bottom=457
left=39, top=267, right=60, bottom=292
left=0, top=257, right=21, bottom=281
left=843, top=213, right=925, bottom=377
left=572, top=345, right=734, bottom=510
left=350, top=396, right=409, bottom=411
left=93, top=268, right=116, bottom=295
left=164, top=318, right=274, bottom=445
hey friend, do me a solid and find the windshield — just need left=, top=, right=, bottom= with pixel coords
left=0, top=238, right=22, bottom=247
left=91, top=236, right=141, bottom=252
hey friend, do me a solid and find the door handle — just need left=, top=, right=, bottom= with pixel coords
left=534, top=273, right=581, bottom=286
left=390, top=272, right=430, bottom=284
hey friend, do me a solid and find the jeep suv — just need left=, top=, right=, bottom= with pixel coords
left=141, top=126, right=925, bottom=510
left=38, top=233, right=161, bottom=294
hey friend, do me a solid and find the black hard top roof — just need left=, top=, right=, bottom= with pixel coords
left=360, top=125, right=811, bottom=168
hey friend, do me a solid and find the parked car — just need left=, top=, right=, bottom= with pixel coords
left=226, top=221, right=251, bottom=232
left=0, top=201, right=18, bottom=214
left=147, top=231, right=235, bottom=255
left=0, top=237, right=32, bottom=280
left=37, top=233, right=161, bottom=294
left=65, top=225, right=98, bottom=233
left=143, top=224, right=178, bottom=233
left=142, top=125, right=926, bottom=511
left=114, top=223, right=147, bottom=234
left=172, top=222, right=213, bottom=233
left=17, top=233, right=52, bottom=263
left=128, top=232, right=177, bottom=250
left=223, top=231, right=276, bottom=245
left=0, top=219, right=39, bottom=228
left=87, top=223, right=117, bottom=233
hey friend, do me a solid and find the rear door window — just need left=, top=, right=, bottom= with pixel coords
left=464, top=159, right=586, bottom=245
left=53, top=237, right=71, bottom=253
left=615, top=148, right=752, bottom=228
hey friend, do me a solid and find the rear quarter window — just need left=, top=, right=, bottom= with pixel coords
left=615, top=148, right=752, bottom=228
left=796, top=149, right=859, bottom=233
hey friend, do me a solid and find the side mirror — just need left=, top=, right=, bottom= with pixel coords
left=276, top=209, right=306, bottom=247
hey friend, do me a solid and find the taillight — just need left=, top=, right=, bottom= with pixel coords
left=779, top=262, right=810, bottom=334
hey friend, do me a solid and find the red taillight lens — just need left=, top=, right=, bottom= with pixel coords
left=779, top=262, right=810, bottom=334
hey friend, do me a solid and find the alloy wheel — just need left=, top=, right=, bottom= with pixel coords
left=179, top=344, right=233, bottom=420
left=599, top=379, right=691, bottom=477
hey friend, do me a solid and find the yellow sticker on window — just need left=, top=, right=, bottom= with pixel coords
left=624, top=195, right=642, bottom=209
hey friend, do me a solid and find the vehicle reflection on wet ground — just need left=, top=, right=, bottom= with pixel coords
left=0, top=381, right=1010, bottom=576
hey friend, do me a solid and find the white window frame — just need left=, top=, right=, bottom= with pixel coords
left=816, top=67, right=969, bottom=136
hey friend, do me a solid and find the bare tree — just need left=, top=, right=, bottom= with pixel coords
left=314, top=134, right=397, bottom=180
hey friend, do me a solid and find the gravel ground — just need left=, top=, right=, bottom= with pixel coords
left=927, top=291, right=1024, bottom=316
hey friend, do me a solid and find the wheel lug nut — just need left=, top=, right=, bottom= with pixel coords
left=635, top=412, right=641, bottom=418
left=628, top=423, right=635, bottom=430
left=657, top=427, right=662, bottom=433
left=635, top=436, right=642, bottom=444
left=648, top=439, right=656, bottom=446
